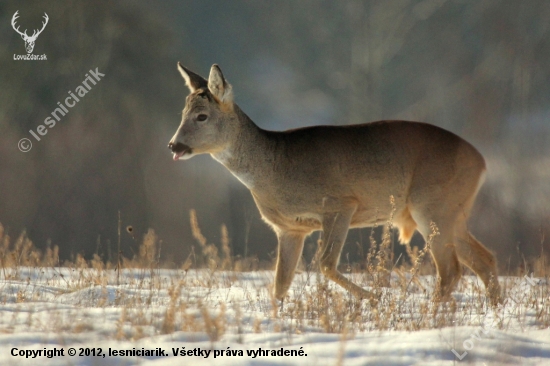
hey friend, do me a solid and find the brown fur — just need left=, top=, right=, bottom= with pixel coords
left=169, top=63, right=501, bottom=304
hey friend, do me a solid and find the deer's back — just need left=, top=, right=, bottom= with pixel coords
left=250, top=121, right=485, bottom=231
left=267, top=120, right=484, bottom=184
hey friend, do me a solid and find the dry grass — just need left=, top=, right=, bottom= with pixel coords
left=0, top=207, right=548, bottom=342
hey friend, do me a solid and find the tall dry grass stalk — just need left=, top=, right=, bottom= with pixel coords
left=0, top=212, right=548, bottom=340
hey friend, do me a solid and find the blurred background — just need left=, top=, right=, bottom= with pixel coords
left=1, top=0, right=549, bottom=272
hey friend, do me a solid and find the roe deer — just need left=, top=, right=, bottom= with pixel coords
left=168, top=63, right=501, bottom=304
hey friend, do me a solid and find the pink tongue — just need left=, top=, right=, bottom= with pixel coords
left=173, top=152, right=183, bottom=161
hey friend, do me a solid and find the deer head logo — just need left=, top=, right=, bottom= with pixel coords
left=11, top=10, right=49, bottom=54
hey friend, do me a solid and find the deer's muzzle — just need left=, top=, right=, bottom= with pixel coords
left=168, top=142, right=192, bottom=161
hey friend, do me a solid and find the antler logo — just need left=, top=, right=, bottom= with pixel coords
left=11, top=10, right=49, bottom=54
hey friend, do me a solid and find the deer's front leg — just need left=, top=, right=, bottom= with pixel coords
left=274, top=231, right=306, bottom=300
left=318, top=200, right=373, bottom=300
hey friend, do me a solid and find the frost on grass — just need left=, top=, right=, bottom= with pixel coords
left=0, top=224, right=549, bottom=365
left=0, top=265, right=549, bottom=365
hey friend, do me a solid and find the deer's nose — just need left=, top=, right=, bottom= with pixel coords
left=168, top=141, right=188, bottom=153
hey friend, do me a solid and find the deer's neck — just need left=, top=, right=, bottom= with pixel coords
left=211, top=105, right=274, bottom=190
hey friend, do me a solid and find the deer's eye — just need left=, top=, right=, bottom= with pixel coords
left=197, top=114, right=208, bottom=122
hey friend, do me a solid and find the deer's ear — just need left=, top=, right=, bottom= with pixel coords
left=178, top=62, right=207, bottom=92
left=208, top=64, right=233, bottom=105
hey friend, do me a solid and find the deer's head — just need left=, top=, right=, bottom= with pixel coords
left=168, top=63, right=235, bottom=161
left=12, top=11, right=49, bottom=54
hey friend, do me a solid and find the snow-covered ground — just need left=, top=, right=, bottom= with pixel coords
left=0, top=267, right=549, bottom=365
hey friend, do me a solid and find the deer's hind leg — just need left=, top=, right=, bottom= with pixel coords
left=410, top=208, right=462, bottom=300
left=454, top=223, right=501, bottom=303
